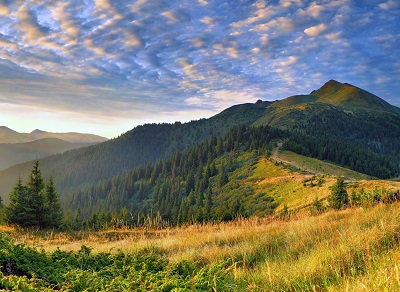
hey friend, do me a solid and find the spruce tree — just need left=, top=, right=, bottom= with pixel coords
left=45, top=176, right=63, bottom=229
left=26, top=160, right=47, bottom=227
left=5, top=177, right=32, bottom=227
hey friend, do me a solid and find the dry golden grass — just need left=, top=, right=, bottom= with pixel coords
left=5, top=203, right=400, bottom=291
left=250, top=157, right=335, bottom=210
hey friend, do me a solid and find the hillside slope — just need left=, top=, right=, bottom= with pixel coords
left=26, top=129, right=108, bottom=143
left=0, top=104, right=267, bottom=202
left=0, top=126, right=32, bottom=144
left=253, top=80, right=400, bottom=177
left=0, top=138, right=98, bottom=170
left=0, top=127, right=108, bottom=144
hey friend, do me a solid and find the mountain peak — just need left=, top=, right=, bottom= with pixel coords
left=311, top=79, right=345, bottom=96
left=31, top=129, right=46, bottom=134
left=325, top=79, right=343, bottom=86
left=311, top=80, right=397, bottom=113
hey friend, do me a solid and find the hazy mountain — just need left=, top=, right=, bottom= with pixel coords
left=0, top=127, right=108, bottom=144
left=0, top=138, right=98, bottom=170
left=0, top=126, right=33, bottom=144
left=26, top=129, right=108, bottom=143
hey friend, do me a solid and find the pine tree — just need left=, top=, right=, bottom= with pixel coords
left=45, top=176, right=63, bottom=229
left=328, top=177, right=349, bottom=209
left=26, top=160, right=47, bottom=227
left=5, top=177, right=32, bottom=227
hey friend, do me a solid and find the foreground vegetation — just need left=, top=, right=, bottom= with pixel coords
left=1, top=202, right=399, bottom=291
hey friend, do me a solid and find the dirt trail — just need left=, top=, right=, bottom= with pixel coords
left=273, top=142, right=283, bottom=161
left=272, top=142, right=317, bottom=176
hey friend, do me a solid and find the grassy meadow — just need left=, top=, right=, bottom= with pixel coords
left=1, top=202, right=400, bottom=291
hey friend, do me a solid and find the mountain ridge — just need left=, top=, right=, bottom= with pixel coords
left=0, top=127, right=108, bottom=144
left=310, top=79, right=399, bottom=113
left=26, top=129, right=108, bottom=143
left=268, top=79, right=399, bottom=114
left=0, top=80, right=399, bottom=208
left=0, top=126, right=33, bottom=144
left=0, top=138, right=99, bottom=171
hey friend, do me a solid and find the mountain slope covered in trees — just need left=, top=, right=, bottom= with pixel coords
left=0, top=80, right=399, bottom=211
left=0, top=103, right=267, bottom=203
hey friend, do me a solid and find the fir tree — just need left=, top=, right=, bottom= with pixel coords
left=26, top=160, right=47, bottom=227
left=5, top=177, right=32, bottom=227
left=45, top=176, right=63, bottom=229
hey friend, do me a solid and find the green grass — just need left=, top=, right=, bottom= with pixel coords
left=278, top=150, right=372, bottom=180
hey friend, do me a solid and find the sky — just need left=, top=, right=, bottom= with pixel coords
left=0, top=0, right=399, bottom=138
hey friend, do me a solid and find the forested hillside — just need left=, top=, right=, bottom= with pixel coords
left=62, top=124, right=399, bottom=227
left=0, top=103, right=267, bottom=203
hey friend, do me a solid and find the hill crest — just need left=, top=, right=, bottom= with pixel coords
left=268, top=80, right=399, bottom=114
left=0, top=127, right=108, bottom=144
left=311, top=79, right=397, bottom=112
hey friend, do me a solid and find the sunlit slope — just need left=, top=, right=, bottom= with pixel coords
left=312, top=80, right=400, bottom=113
left=216, top=151, right=400, bottom=215
left=278, top=150, right=371, bottom=180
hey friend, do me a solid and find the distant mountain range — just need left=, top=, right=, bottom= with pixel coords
left=0, top=138, right=101, bottom=170
left=0, top=80, right=399, bottom=212
left=0, top=128, right=108, bottom=170
left=0, top=127, right=108, bottom=144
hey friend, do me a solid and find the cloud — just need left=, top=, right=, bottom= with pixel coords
left=279, top=56, right=298, bottom=66
left=304, top=23, right=327, bottom=36
left=185, top=89, right=260, bottom=111
left=279, top=0, right=303, bottom=8
left=298, top=2, right=324, bottom=18
left=162, top=10, right=179, bottom=24
left=379, top=0, right=400, bottom=10
left=197, top=0, right=209, bottom=6
left=0, top=2, right=11, bottom=15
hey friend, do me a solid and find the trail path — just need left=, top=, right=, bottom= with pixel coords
left=272, top=142, right=283, bottom=161
left=272, top=142, right=316, bottom=176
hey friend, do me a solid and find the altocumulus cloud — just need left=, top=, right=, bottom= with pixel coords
left=0, top=0, right=398, bottom=137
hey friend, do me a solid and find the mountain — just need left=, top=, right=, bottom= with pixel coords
left=311, top=80, right=400, bottom=113
left=255, top=80, right=400, bottom=150
left=0, top=126, right=32, bottom=143
left=26, top=129, right=108, bottom=143
left=0, top=104, right=267, bottom=203
left=0, top=127, right=108, bottom=144
left=0, top=80, right=399, bottom=210
left=0, top=138, right=98, bottom=170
